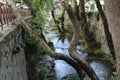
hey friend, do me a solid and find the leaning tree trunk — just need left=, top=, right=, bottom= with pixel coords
left=94, top=0, right=116, bottom=59
left=61, top=0, right=99, bottom=80
left=104, top=0, right=120, bottom=79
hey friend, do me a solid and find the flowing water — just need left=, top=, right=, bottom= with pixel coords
left=44, top=32, right=111, bottom=80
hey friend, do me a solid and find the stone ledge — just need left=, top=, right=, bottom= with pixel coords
left=0, top=24, right=18, bottom=43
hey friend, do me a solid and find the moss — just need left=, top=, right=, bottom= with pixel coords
left=23, top=34, right=55, bottom=80
left=24, top=37, right=44, bottom=80
left=38, top=68, right=50, bottom=80
left=19, top=24, right=56, bottom=80
left=25, top=36, right=44, bottom=55
left=82, top=48, right=117, bottom=79
left=91, top=50, right=116, bottom=71
left=82, top=48, right=116, bottom=71
left=111, top=71, right=118, bottom=80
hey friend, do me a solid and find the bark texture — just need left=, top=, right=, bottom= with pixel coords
left=104, top=0, right=120, bottom=79
left=94, top=0, right=116, bottom=59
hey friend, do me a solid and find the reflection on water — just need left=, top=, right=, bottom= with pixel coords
left=44, top=32, right=111, bottom=80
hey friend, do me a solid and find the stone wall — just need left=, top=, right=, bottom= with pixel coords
left=0, top=25, right=28, bottom=80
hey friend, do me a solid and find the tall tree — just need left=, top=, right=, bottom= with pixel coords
left=79, top=0, right=101, bottom=50
left=104, top=0, right=120, bottom=79
left=61, top=0, right=99, bottom=79
left=94, top=0, right=116, bottom=59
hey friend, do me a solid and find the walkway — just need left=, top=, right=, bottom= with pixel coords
left=0, top=3, right=31, bottom=43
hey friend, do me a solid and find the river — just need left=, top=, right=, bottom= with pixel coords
left=44, top=31, right=111, bottom=80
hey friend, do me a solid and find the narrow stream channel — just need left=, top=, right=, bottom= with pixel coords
left=44, top=32, right=111, bottom=80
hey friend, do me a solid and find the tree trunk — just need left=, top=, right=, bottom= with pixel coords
left=79, top=0, right=101, bottom=50
left=61, top=0, right=99, bottom=80
left=94, top=0, right=116, bottom=59
left=104, top=0, right=120, bottom=79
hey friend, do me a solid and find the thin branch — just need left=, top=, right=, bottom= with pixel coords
left=60, top=8, right=66, bottom=32
left=50, top=0, right=62, bottom=33
left=74, top=0, right=80, bottom=20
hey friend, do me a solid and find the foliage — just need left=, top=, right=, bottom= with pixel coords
left=82, top=48, right=116, bottom=71
left=111, top=71, right=118, bottom=80
left=26, top=0, right=52, bottom=35
left=86, top=12, right=92, bottom=19
left=24, top=36, right=55, bottom=80
left=21, top=0, right=53, bottom=80
left=86, top=12, right=100, bottom=21
left=25, top=36, right=44, bottom=55
left=27, top=17, right=45, bottom=35
left=38, top=68, right=49, bottom=80
left=94, top=50, right=116, bottom=70
left=85, top=0, right=90, bottom=2
left=14, top=0, right=21, bottom=3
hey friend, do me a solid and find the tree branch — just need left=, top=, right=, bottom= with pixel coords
left=74, top=0, right=80, bottom=20
left=50, top=0, right=62, bottom=33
